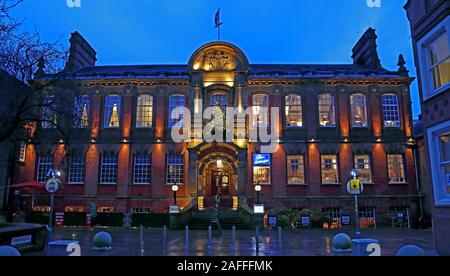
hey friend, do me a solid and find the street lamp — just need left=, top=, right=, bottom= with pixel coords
left=172, top=185, right=179, bottom=205
left=255, top=184, right=262, bottom=204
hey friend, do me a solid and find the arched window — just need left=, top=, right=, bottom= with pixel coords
left=350, top=94, right=368, bottom=127
left=285, top=94, right=303, bottom=127
left=382, top=94, right=400, bottom=127
left=318, top=94, right=336, bottom=127
left=104, top=95, right=121, bottom=128
left=73, top=95, right=90, bottom=128
left=252, top=94, right=269, bottom=127
left=168, top=95, right=186, bottom=128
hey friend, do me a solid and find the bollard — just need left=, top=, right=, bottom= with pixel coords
left=207, top=225, right=213, bottom=252
left=162, top=225, right=167, bottom=256
left=184, top=225, right=189, bottom=254
left=139, top=225, right=144, bottom=256
left=255, top=226, right=260, bottom=256
left=231, top=226, right=236, bottom=255
left=278, top=226, right=282, bottom=248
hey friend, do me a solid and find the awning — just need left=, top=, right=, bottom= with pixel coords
left=8, top=181, right=45, bottom=190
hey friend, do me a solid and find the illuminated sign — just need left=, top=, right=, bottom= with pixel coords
left=253, top=154, right=271, bottom=166
left=254, top=204, right=265, bottom=214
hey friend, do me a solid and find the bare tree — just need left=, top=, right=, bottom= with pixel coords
left=0, top=0, right=84, bottom=164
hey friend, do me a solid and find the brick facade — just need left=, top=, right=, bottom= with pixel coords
left=10, top=29, right=420, bottom=228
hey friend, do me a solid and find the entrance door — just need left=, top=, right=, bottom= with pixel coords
left=210, top=171, right=230, bottom=197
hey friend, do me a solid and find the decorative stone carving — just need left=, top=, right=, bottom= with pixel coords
left=204, top=50, right=235, bottom=71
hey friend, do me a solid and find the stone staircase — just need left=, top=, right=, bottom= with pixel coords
left=189, top=209, right=248, bottom=230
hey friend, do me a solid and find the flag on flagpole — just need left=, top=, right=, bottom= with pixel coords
left=215, top=8, right=222, bottom=28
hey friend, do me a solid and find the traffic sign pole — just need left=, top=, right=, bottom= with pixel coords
left=354, top=194, right=360, bottom=238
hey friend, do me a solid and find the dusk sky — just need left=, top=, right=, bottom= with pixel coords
left=12, top=0, right=421, bottom=118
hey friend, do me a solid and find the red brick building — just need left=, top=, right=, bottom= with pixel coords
left=405, top=0, right=450, bottom=254
left=12, top=28, right=420, bottom=228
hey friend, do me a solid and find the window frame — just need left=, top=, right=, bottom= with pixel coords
left=166, top=154, right=184, bottom=185
left=104, top=95, right=122, bottom=129
left=73, top=95, right=90, bottom=129
left=381, top=94, right=401, bottom=128
left=36, top=154, right=54, bottom=183
left=428, top=120, right=450, bottom=206
left=168, top=95, right=186, bottom=128
left=417, top=17, right=450, bottom=100
left=41, top=96, right=57, bottom=129
left=253, top=153, right=272, bottom=185
left=318, top=94, right=336, bottom=128
left=18, top=142, right=27, bottom=162
left=252, top=94, right=270, bottom=128
left=320, top=154, right=339, bottom=184
left=68, top=153, right=86, bottom=185
left=99, top=153, right=118, bottom=185
left=133, top=154, right=152, bottom=185
left=350, top=94, right=368, bottom=128
left=354, top=154, right=373, bottom=184
left=136, top=95, right=154, bottom=128
left=387, top=154, right=406, bottom=184
left=287, top=155, right=306, bottom=185
left=285, top=94, right=303, bottom=128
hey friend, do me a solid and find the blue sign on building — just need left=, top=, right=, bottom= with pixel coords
left=253, top=154, right=271, bottom=166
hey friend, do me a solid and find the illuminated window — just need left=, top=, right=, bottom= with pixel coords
left=354, top=155, right=372, bottom=183
left=359, top=207, right=376, bottom=229
left=104, top=95, right=121, bottom=128
left=136, top=95, right=153, bottom=128
left=41, top=96, right=57, bottom=129
left=287, top=155, right=305, bottom=184
left=318, top=94, right=336, bottom=127
left=321, top=155, right=339, bottom=184
left=167, top=155, right=184, bottom=185
left=382, top=95, right=400, bottom=128
left=285, top=94, right=303, bottom=127
left=73, top=95, right=90, bottom=128
left=322, top=208, right=342, bottom=229
left=387, top=154, right=406, bottom=183
left=100, top=153, right=118, bottom=184
left=427, top=32, right=450, bottom=90
left=36, top=154, right=54, bottom=182
left=133, top=154, right=151, bottom=185
left=252, top=94, right=269, bottom=127
left=210, top=93, right=227, bottom=109
left=68, top=153, right=85, bottom=184
left=18, top=142, right=26, bottom=162
left=168, top=95, right=185, bottom=128
left=253, top=154, right=271, bottom=185
left=350, top=94, right=368, bottom=127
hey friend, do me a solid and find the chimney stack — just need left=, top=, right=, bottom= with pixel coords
left=352, top=28, right=382, bottom=69
left=65, top=32, right=97, bottom=72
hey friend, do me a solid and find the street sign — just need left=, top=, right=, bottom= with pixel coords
left=347, top=179, right=363, bottom=195
left=45, top=178, right=61, bottom=193
left=342, top=215, right=351, bottom=226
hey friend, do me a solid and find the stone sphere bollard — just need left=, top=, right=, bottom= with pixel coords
left=0, top=246, right=21, bottom=256
left=93, top=231, right=113, bottom=250
left=333, top=233, right=352, bottom=253
left=396, top=245, right=426, bottom=256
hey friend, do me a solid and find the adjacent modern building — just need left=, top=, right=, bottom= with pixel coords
left=11, top=28, right=420, bottom=228
left=405, top=0, right=450, bottom=254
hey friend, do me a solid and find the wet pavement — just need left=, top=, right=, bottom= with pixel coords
left=26, top=227, right=437, bottom=256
